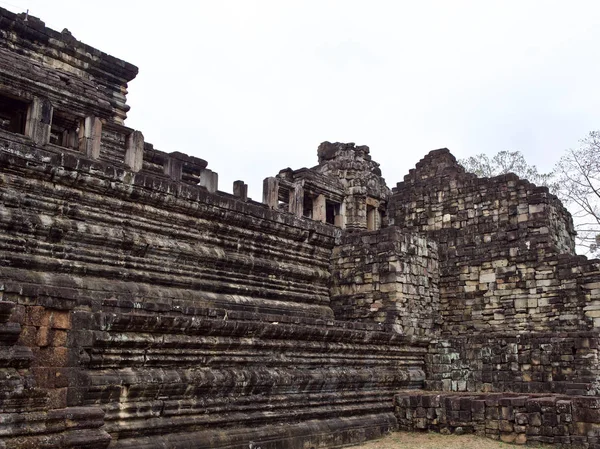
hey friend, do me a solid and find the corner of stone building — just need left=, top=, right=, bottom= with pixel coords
left=330, top=225, right=441, bottom=337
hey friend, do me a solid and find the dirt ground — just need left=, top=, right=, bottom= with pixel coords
left=351, top=431, right=553, bottom=448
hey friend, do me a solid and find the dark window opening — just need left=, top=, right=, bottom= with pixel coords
left=0, top=94, right=28, bottom=134
left=50, top=111, right=81, bottom=149
left=326, top=201, right=340, bottom=225
left=303, top=195, right=313, bottom=218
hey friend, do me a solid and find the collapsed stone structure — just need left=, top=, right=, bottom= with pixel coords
left=263, top=141, right=389, bottom=231
left=1, top=7, right=600, bottom=449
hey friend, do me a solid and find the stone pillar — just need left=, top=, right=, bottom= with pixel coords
left=334, top=202, right=345, bottom=228
left=165, top=156, right=183, bottom=181
left=125, top=131, right=144, bottom=172
left=343, top=196, right=368, bottom=230
left=313, top=194, right=326, bottom=223
left=233, top=180, right=248, bottom=201
left=262, top=177, right=279, bottom=209
left=79, top=116, right=102, bottom=159
left=25, top=97, right=53, bottom=145
left=199, top=168, right=218, bottom=193
left=289, top=184, right=304, bottom=217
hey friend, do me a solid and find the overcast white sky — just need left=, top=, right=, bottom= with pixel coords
left=2, top=0, right=600, bottom=199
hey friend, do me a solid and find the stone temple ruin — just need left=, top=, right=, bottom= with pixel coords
left=2, top=8, right=600, bottom=449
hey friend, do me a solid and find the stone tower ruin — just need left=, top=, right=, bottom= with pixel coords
left=1, top=7, right=600, bottom=449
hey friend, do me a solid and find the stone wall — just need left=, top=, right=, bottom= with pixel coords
left=330, top=227, right=439, bottom=336
left=395, top=391, right=600, bottom=447
left=77, top=300, right=426, bottom=448
left=0, top=133, right=427, bottom=448
left=390, top=149, right=575, bottom=257
left=4, top=5, right=600, bottom=448
left=0, top=299, right=111, bottom=449
left=388, top=149, right=600, bottom=400
left=0, top=140, right=335, bottom=318
left=426, top=333, right=600, bottom=395
left=436, top=252, right=600, bottom=335
left=388, top=150, right=588, bottom=336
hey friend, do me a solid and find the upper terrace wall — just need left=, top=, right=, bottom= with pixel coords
left=0, top=137, right=336, bottom=319
left=0, top=8, right=137, bottom=124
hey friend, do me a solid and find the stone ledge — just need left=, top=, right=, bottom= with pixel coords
left=0, top=406, right=110, bottom=449
left=108, top=413, right=397, bottom=449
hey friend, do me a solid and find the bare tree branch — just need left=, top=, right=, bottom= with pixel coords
left=555, top=131, right=600, bottom=255
left=459, top=150, right=555, bottom=192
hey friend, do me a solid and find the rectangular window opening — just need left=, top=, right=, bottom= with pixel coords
left=50, top=111, right=81, bottom=149
left=326, top=201, right=340, bottom=225
left=0, top=93, right=28, bottom=135
left=303, top=195, right=313, bottom=219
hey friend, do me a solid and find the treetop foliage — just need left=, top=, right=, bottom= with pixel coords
left=458, top=150, right=555, bottom=189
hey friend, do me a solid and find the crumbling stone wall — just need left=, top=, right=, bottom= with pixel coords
left=330, top=227, right=439, bottom=336
left=395, top=391, right=600, bottom=447
left=388, top=149, right=600, bottom=336
left=388, top=149, right=600, bottom=399
left=426, top=333, right=600, bottom=395
left=313, top=142, right=390, bottom=230
left=266, top=142, right=389, bottom=230
left=436, top=253, right=600, bottom=335
left=390, top=149, right=575, bottom=257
